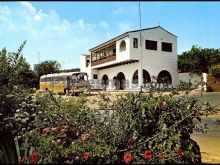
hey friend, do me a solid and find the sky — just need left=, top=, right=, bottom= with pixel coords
left=0, top=1, right=220, bottom=69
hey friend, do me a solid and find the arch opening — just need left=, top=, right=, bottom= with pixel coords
left=157, top=70, right=172, bottom=84
left=119, top=40, right=126, bottom=52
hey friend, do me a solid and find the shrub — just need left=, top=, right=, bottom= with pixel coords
left=209, top=64, right=220, bottom=76
left=16, top=86, right=214, bottom=164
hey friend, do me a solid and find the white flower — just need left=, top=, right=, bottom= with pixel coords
left=16, top=109, right=20, bottom=113
left=162, top=123, right=167, bottom=130
left=32, top=114, right=36, bottom=117
left=15, top=114, right=19, bottom=118
left=187, top=105, right=190, bottom=110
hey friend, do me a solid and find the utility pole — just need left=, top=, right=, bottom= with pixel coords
left=138, top=1, right=143, bottom=92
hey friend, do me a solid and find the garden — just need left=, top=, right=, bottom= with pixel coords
left=0, top=42, right=217, bottom=164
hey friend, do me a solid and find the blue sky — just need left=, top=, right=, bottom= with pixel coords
left=0, top=2, right=220, bottom=69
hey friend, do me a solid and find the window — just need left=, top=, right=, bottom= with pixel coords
left=91, top=53, right=97, bottom=61
left=119, top=40, right=126, bottom=52
left=133, top=38, right=138, bottom=48
left=40, top=78, right=45, bottom=82
left=54, top=76, right=59, bottom=82
left=113, top=49, right=116, bottom=54
left=162, top=42, right=172, bottom=52
left=86, top=60, right=90, bottom=67
left=145, top=40, right=157, bottom=50
left=93, top=74, right=98, bottom=79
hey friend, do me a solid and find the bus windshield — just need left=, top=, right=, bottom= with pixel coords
left=71, top=73, right=88, bottom=82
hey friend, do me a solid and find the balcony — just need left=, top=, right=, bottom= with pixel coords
left=91, top=54, right=116, bottom=67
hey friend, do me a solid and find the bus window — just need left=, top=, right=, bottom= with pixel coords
left=54, top=76, right=59, bottom=82
left=47, top=77, right=51, bottom=82
left=58, top=77, right=61, bottom=82
left=40, top=78, right=45, bottom=82
left=77, top=74, right=85, bottom=81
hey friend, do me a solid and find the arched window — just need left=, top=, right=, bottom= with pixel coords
left=102, top=74, right=109, bottom=86
left=132, top=70, right=138, bottom=84
left=116, top=72, right=126, bottom=90
left=119, top=40, right=126, bottom=52
left=157, top=70, right=172, bottom=84
left=143, top=69, right=151, bottom=84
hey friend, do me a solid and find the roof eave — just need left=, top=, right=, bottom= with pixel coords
left=89, top=32, right=129, bottom=52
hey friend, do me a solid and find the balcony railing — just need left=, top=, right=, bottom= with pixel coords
left=91, top=54, right=116, bottom=66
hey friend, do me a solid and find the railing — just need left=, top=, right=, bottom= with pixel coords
left=91, top=54, right=116, bottom=66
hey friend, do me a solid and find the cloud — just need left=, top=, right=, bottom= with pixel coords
left=34, top=10, right=47, bottom=21
left=0, top=5, right=16, bottom=33
left=0, top=2, right=100, bottom=69
left=0, top=5, right=11, bottom=15
left=20, top=1, right=36, bottom=13
left=0, top=2, right=136, bottom=69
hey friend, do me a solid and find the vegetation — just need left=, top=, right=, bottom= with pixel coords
left=178, top=45, right=220, bottom=75
left=0, top=85, right=214, bottom=164
left=60, top=68, right=80, bottom=73
left=0, top=41, right=37, bottom=89
left=34, top=60, right=61, bottom=78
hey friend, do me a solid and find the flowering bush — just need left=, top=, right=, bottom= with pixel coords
left=14, top=85, right=215, bottom=164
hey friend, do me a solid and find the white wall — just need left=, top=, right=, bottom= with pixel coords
left=80, top=55, right=92, bottom=79
left=116, top=36, right=130, bottom=61
left=178, top=72, right=207, bottom=90
left=178, top=73, right=202, bottom=84
left=92, top=62, right=139, bottom=89
left=87, top=27, right=178, bottom=89
left=128, top=27, right=178, bottom=86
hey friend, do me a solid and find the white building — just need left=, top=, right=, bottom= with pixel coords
left=80, top=26, right=178, bottom=90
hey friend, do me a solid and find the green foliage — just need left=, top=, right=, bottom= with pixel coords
left=34, top=60, right=61, bottom=77
left=178, top=45, right=220, bottom=74
left=15, top=86, right=214, bottom=164
left=209, top=64, right=220, bottom=76
left=60, top=68, right=80, bottom=73
left=0, top=41, right=36, bottom=88
left=0, top=134, right=18, bottom=164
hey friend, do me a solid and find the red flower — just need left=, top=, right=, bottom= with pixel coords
left=29, top=152, right=39, bottom=164
left=158, top=101, right=165, bottom=109
left=143, top=150, right=153, bottom=160
left=124, top=152, right=132, bottom=164
left=178, top=148, right=185, bottom=157
left=159, top=152, right=166, bottom=159
left=83, top=152, right=89, bottom=161
left=18, top=156, right=25, bottom=164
